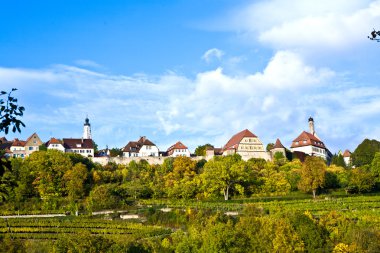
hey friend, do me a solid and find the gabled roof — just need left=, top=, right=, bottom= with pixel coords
left=272, top=138, right=285, bottom=149
left=0, top=137, right=8, bottom=144
left=291, top=131, right=325, bottom=148
left=167, top=141, right=188, bottom=152
left=47, top=137, right=63, bottom=146
left=343, top=149, right=351, bottom=157
left=224, top=129, right=257, bottom=151
left=137, top=136, right=156, bottom=146
left=123, top=136, right=157, bottom=153
left=25, top=133, right=43, bottom=146
left=11, top=138, right=26, bottom=147
left=63, top=138, right=94, bottom=149
left=123, top=141, right=140, bottom=153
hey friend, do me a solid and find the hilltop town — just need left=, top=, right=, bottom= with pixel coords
left=0, top=116, right=352, bottom=166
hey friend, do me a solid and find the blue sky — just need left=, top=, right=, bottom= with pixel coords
left=1, top=0, right=380, bottom=153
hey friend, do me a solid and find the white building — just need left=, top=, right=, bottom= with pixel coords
left=46, top=138, right=65, bottom=152
left=291, top=117, right=332, bottom=161
left=343, top=149, right=352, bottom=167
left=63, top=138, right=94, bottom=157
left=167, top=141, right=191, bottom=157
left=10, top=138, right=26, bottom=158
left=122, top=136, right=159, bottom=157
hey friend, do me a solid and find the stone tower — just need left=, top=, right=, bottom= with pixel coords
left=83, top=116, right=92, bottom=139
left=308, top=117, right=315, bottom=135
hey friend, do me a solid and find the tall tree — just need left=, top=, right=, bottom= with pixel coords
left=298, top=156, right=326, bottom=198
left=331, top=153, right=346, bottom=168
left=201, top=154, right=249, bottom=200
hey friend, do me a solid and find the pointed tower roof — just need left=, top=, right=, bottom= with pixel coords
left=272, top=138, right=285, bottom=149
left=343, top=149, right=351, bottom=157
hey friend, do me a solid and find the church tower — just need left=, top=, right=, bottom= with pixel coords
left=308, top=117, right=315, bottom=136
left=83, top=116, right=92, bottom=139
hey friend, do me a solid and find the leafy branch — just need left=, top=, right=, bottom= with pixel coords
left=0, top=88, right=25, bottom=134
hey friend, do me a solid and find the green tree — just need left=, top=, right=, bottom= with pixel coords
left=266, top=143, right=274, bottom=151
left=298, top=156, right=326, bottom=198
left=194, top=144, right=214, bottom=156
left=201, top=154, right=249, bottom=200
left=27, top=150, right=73, bottom=200
left=348, top=166, right=375, bottom=193
left=0, top=88, right=25, bottom=134
left=351, top=139, right=380, bottom=167
left=63, top=162, right=88, bottom=201
left=331, top=153, right=346, bottom=168
left=164, top=156, right=198, bottom=199
left=109, top=147, right=123, bottom=157
left=371, top=152, right=380, bottom=182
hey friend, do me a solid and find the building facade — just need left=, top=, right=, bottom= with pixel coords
left=223, top=129, right=270, bottom=160
left=167, top=141, right=191, bottom=157
left=63, top=138, right=94, bottom=157
left=122, top=136, right=159, bottom=157
left=291, top=117, right=331, bottom=161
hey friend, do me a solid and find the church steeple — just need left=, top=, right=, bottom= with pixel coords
left=308, top=116, right=315, bottom=136
left=83, top=116, right=92, bottom=139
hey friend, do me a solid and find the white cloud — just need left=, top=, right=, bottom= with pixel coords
left=201, top=48, right=225, bottom=63
left=227, top=0, right=380, bottom=52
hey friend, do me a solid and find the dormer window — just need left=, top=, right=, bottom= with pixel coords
left=76, top=144, right=82, bottom=148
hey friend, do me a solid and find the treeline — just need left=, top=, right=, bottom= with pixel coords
left=0, top=138, right=380, bottom=212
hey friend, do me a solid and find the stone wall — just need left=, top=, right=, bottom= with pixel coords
left=91, top=156, right=205, bottom=166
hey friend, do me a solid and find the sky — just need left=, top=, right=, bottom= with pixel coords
left=1, top=0, right=380, bottom=153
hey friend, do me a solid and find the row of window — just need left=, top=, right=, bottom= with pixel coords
left=239, top=145, right=263, bottom=151
left=244, top=138, right=258, bottom=143
left=295, top=140, right=323, bottom=146
left=312, top=147, right=326, bottom=154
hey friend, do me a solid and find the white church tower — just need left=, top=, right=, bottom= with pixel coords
left=83, top=116, right=92, bottom=139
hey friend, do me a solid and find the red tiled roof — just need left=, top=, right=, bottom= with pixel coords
left=167, top=141, right=188, bottom=152
left=291, top=131, right=325, bottom=148
left=11, top=138, right=26, bottom=147
left=63, top=138, right=94, bottom=149
left=47, top=137, right=63, bottom=146
left=343, top=149, right=351, bottom=157
left=272, top=138, right=285, bottom=149
left=223, top=129, right=257, bottom=151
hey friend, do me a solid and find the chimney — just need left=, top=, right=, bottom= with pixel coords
left=308, top=117, right=315, bottom=135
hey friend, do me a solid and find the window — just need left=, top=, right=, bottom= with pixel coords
left=29, top=147, right=33, bottom=151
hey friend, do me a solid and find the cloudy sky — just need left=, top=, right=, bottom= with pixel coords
left=1, top=0, right=380, bottom=153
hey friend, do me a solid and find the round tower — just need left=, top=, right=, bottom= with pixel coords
left=83, top=116, right=92, bottom=139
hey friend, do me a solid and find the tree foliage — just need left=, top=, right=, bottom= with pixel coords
left=351, top=139, right=380, bottom=167
left=298, top=156, right=326, bottom=198
left=0, top=88, right=25, bottom=134
left=194, top=144, right=214, bottom=156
